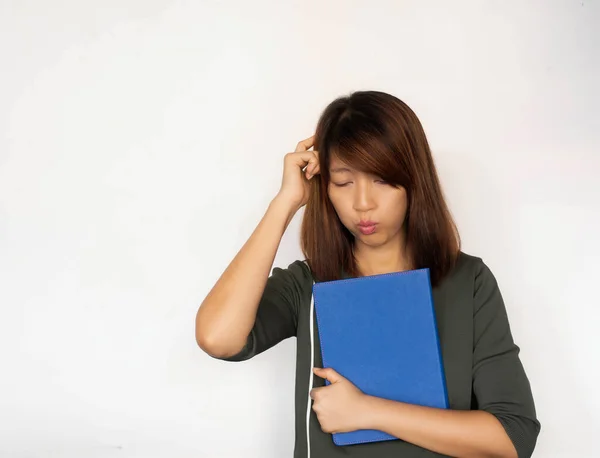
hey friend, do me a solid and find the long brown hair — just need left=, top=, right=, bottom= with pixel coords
left=300, top=90, right=460, bottom=287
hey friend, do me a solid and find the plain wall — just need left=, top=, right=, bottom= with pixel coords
left=1, top=1, right=598, bottom=457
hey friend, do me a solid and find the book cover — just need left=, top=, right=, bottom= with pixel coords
left=312, top=268, right=448, bottom=446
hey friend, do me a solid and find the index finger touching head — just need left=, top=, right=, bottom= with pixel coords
left=295, top=134, right=316, bottom=152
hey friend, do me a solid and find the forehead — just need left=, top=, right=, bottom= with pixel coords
left=328, top=155, right=355, bottom=173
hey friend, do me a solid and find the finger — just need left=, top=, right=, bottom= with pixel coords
left=306, top=165, right=320, bottom=179
left=295, top=135, right=316, bottom=152
left=309, top=387, right=323, bottom=400
left=314, top=367, right=343, bottom=383
left=307, top=155, right=320, bottom=173
left=289, top=153, right=318, bottom=178
left=288, top=151, right=317, bottom=169
left=313, top=367, right=328, bottom=380
left=306, top=152, right=321, bottom=177
left=308, top=163, right=321, bottom=177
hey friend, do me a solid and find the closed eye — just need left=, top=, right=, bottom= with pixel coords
left=332, top=180, right=391, bottom=187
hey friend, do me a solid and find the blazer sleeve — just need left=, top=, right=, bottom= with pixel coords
left=472, top=260, right=541, bottom=458
left=212, top=260, right=307, bottom=362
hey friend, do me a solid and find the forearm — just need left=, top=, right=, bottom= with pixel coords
left=195, top=196, right=296, bottom=356
left=360, top=396, right=517, bottom=458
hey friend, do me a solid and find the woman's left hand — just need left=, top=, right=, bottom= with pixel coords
left=310, top=367, right=370, bottom=434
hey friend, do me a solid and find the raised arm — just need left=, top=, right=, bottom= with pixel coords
left=195, top=136, right=320, bottom=359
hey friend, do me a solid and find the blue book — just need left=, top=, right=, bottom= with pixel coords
left=312, top=268, right=448, bottom=446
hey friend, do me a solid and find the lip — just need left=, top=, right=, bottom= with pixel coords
left=357, top=221, right=377, bottom=235
left=358, top=220, right=377, bottom=227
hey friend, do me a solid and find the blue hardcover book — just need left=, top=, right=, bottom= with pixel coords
left=312, top=268, right=448, bottom=446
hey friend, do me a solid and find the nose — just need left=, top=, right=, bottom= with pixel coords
left=352, top=180, right=376, bottom=213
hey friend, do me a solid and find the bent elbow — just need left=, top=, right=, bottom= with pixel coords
left=196, top=326, right=247, bottom=360
left=492, top=413, right=541, bottom=458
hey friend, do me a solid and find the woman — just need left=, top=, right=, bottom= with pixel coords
left=196, top=91, right=540, bottom=458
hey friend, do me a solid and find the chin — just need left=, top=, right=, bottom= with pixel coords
left=354, top=231, right=387, bottom=245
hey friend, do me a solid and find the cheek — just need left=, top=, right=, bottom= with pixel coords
left=327, top=189, right=353, bottom=223
left=382, top=191, right=409, bottom=226
left=327, top=187, right=342, bottom=211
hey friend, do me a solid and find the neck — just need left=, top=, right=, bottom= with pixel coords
left=353, top=233, right=413, bottom=277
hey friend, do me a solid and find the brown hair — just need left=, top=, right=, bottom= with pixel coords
left=300, top=90, right=460, bottom=286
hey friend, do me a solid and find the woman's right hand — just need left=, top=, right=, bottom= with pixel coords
left=275, top=135, right=321, bottom=211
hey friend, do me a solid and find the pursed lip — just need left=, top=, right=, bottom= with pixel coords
left=358, top=220, right=377, bottom=227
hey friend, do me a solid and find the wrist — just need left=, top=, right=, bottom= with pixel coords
left=271, top=194, right=299, bottom=214
left=269, top=195, right=298, bottom=227
left=357, top=394, right=380, bottom=430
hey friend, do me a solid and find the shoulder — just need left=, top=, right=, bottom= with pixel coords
left=439, top=251, right=500, bottom=298
left=445, top=252, right=509, bottom=318
left=266, top=259, right=314, bottom=299
left=272, top=259, right=314, bottom=283
left=449, top=251, right=496, bottom=278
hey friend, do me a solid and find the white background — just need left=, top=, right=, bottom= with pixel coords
left=1, top=1, right=598, bottom=457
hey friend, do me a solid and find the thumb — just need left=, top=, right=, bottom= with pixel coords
left=313, top=367, right=344, bottom=384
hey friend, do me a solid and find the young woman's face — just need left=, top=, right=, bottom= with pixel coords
left=327, top=155, right=408, bottom=247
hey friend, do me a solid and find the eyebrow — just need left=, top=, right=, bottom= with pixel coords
left=330, top=167, right=353, bottom=174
